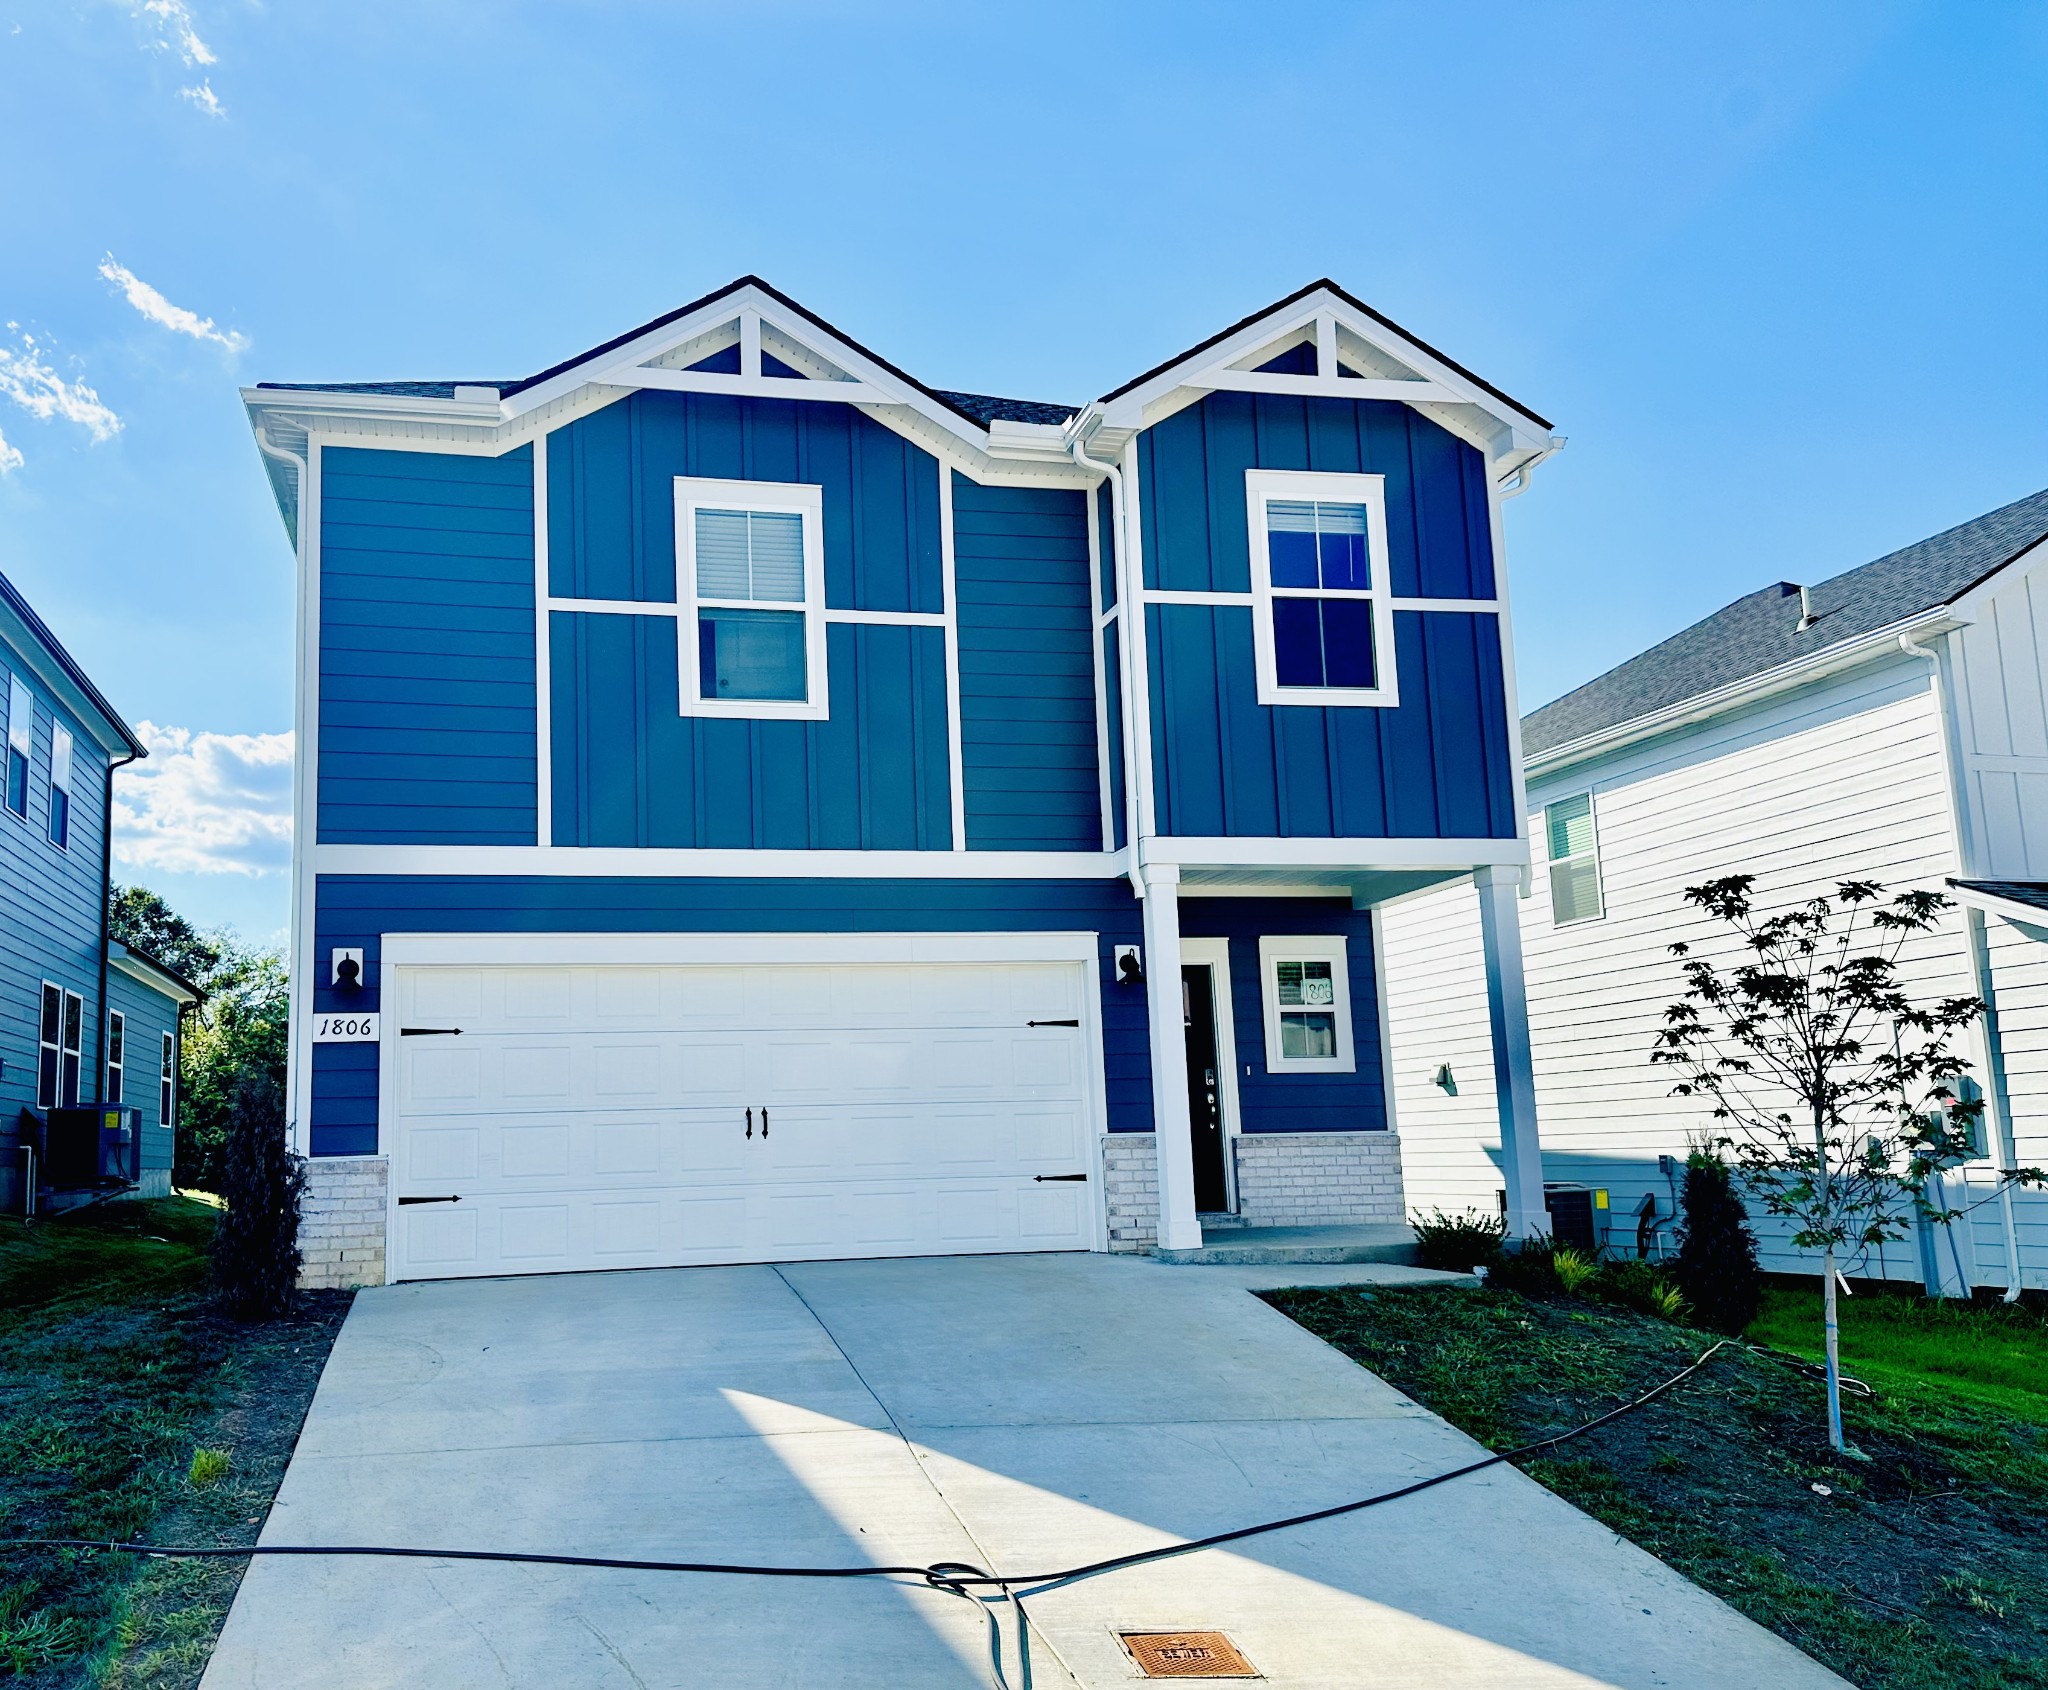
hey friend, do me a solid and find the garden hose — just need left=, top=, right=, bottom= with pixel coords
left=1, top=1339, right=1737, bottom=1690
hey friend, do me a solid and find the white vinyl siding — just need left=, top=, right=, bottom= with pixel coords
left=1382, top=651, right=1981, bottom=1283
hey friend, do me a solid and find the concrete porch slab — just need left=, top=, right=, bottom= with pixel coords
left=1154, top=1222, right=1422, bottom=1265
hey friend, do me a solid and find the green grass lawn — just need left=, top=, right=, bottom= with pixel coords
left=1270, top=1280, right=2048, bottom=1690
left=1749, top=1286, right=2048, bottom=1425
left=0, top=1200, right=348, bottom=1688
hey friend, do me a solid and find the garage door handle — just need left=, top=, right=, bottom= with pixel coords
left=398, top=1195, right=462, bottom=1205
left=401, top=1027, right=463, bottom=1037
left=1034, top=1174, right=1088, bottom=1183
left=1027, top=1019, right=1080, bottom=1028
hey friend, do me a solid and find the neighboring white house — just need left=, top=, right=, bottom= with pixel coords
left=1383, top=485, right=2048, bottom=1293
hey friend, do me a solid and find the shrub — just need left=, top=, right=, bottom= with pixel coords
left=1411, top=1208, right=1506, bottom=1272
left=1675, top=1152, right=1762, bottom=1336
left=211, top=1067, right=305, bottom=1321
left=1489, top=1238, right=1564, bottom=1297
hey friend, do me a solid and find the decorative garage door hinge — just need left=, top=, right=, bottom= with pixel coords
left=1033, top=1174, right=1088, bottom=1182
left=400, top=1027, right=464, bottom=1036
left=397, top=1195, right=462, bottom=1206
left=1027, top=1018, right=1080, bottom=1028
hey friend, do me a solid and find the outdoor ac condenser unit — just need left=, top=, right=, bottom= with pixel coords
left=39, top=1105, right=143, bottom=1192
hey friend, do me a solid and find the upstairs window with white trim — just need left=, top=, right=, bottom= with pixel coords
left=47, top=722, right=72, bottom=849
left=1545, top=792, right=1604, bottom=925
left=4, top=675, right=30, bottom=819
left=1257, top=936, right=1357, bottom=1073
left=1247, top=470, right=1396, bottom=708
left=676, top=477, right=827, bottom=720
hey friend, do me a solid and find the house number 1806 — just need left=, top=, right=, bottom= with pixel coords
left=313, top=1013, right=380, bottom=1042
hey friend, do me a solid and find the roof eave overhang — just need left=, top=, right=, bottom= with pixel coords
left=0, top=578, right=147, bottom=759
left=1946, top=881, right=2048, bottom=940
left=1523, top=605, right=1965, bottom=781
left=108, top=942, right=205, bottom=1007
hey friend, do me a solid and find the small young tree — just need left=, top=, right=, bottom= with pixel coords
left=212, top=1067, right=306, bottom=1321
left=1674, top=1149, right=1762, bottom=1336
left=1653, top=876, right=2042, bottom=1452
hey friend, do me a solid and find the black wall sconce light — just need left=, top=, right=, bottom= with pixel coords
left=1115, top=945, right=1144, bottom=987
left=332, top=948, right=365, bottom=991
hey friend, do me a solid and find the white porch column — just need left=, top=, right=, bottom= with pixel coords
left=1142, top=864, right=1204, bottom=1251
left=1475, top=865, right=1548, bottom=1240
left=1963, top=905, right=2026, bottom=1298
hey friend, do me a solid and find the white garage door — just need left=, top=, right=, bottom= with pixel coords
left=385, top=950, right=1100, bottom=1281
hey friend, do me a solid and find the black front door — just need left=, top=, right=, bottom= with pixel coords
left=1182, top=965, right=1230, bottom=1212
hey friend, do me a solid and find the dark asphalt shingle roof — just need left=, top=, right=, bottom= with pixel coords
left=931, top=390, right=1078, bottom=427
left=1523, top=485, right=2048, bottom=759
left=257, top=380, right=514, bottom=400
left=1951, top=880, right=2048, bottom=914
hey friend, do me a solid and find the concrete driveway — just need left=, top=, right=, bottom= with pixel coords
left=202, top=1255, right=1845, bottom=1689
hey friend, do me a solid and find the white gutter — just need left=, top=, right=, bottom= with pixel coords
left=1526, top=604, right=1961, bottom=780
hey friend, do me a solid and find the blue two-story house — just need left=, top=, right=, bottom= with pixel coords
left=244, top=278, right=1563, bottom=1287
left=1, top=571, right=199, bottom=1213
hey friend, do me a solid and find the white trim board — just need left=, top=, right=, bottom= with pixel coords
left=313, top=843, right=1133, bottom=878
left=1179, top=936, right=1246, bottom=1212
left=377, top=929, right=1104, bottom=969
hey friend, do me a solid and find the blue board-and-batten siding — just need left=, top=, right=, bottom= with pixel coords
left=318, top=446, right=538, bottom=844
left=1146, top=604, right=1515, bottom=838
left=1140, top=391, right=1496, bottom=598
left=1181, top=897, right=1387, bottom=1134
left=549, top=615, right=951, bottom=850
left=950, top=475, right=1101, bottom=852
left=308, top=875, right=1156, bottom=1157
left=546, top=391, right=943, bottom=613
left=1137, top=390, right=1514, bottom=839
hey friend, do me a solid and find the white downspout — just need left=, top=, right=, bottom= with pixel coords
left=1072, top=436, right=1145, bottom=897
left=1900, top=630, right=2025, bottom=1302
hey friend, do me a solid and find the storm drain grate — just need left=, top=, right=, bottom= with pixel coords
left=1120, top=1631, right=1258, bottom=1678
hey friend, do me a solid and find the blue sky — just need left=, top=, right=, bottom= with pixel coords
left=1, top=1, right=2043, bottom=938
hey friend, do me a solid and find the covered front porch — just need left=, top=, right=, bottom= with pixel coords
left=1127, top=847, right=1549, bottom=1255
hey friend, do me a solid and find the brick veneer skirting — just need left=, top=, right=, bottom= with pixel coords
left=299, top=1155, right=388, bottom=1290
left=1231, top=1131, right=1405, bottom=1227
left=1101, top=1130, right=1404, bottom=1247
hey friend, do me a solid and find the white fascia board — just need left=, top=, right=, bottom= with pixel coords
left=313, top=844, right=1132, bottom=879
left=1139, top=836, right=1530, bottom=871
left=240, top=386, right=503, bottom=427
left=1524, top=605, right=1964, bottom=781
left=379, top=929, right=1104, bottom=969
left=986, top=419, right=1076, bottom=463
left=0, top=600, right=136, bottom=760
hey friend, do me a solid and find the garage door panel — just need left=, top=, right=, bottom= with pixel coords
left=389, top=956, right=1100, bottom=1280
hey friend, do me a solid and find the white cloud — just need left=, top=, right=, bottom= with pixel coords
left=131, top=0, right=215, bottom=67
left=0, top=427, right=21, bottom=475
left=99, top=256, right=246, bottom=351
left=114, top=723, right=293, bottom=878
left=179, top=78, right=225, bottom=118
left=0, top=329, right=122, bottom=443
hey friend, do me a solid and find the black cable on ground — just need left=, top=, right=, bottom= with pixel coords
left=2, top=1337, right=1735, bottom=1690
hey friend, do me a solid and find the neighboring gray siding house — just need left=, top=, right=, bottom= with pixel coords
left=1382, top=485, right=2048, bottom=1293
left=0, top=572, right=201, bottom=1210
